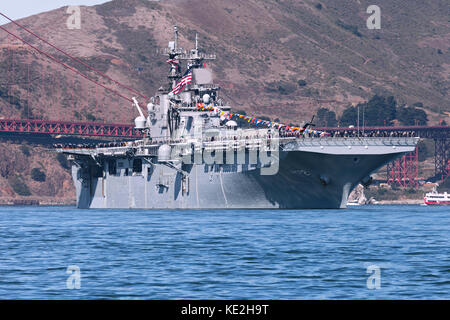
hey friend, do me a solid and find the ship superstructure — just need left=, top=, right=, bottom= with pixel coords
left=57, top=27, right=418, bottom=209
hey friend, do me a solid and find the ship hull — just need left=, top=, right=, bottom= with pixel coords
left=71, top=148, right=406, bottom=209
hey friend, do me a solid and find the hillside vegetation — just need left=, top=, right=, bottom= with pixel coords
left=0, top=0, right=448, bottom=125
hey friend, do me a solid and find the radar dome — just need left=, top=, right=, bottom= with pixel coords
left=226, top=120, right=238, bottom=127
left=158, top=144, right=172, bottom=162
left=202, top=94, right=210, bottom=104
left=134, top=116, right=146, bottom=129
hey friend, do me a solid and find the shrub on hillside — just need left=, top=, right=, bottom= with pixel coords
left=265, top=81, right=297, bottom=95
left=297, top=80, right=307, bottom=87
left=339, top=105, right=357, bottom=127
left=8, top=175, right=31, bottom=196
left=339, top=95, right=397, bottom=127
left=20, top=145, right=31, bottom=156
left=316, top=108, right=337, bottom=127
left=31, top=168, right=46, bottom=182
left=438, top=177, right=450, bottom=192
left=397, top=105, right=428, bottom=126
left=336, top=20, right=362, bottom=37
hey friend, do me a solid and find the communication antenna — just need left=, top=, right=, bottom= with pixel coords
left=174, top=25, right=178, bottom=50
left=302, top=115, right=316, bottom=130
left=357, top=104, right=360, bottom=137
left=362, top=104, right=365, bottom=136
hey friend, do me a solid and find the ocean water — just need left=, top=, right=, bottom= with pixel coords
left=0, top=205, right=448, bottom=300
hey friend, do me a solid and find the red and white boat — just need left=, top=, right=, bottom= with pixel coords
left=424, top=190, right=450, bottom=205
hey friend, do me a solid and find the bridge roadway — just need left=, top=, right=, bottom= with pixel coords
left=0, top=118, right=140, bottom=138
left=1, top=118, right=448, bottom=179
left=1, top=118, right=448, bottom=139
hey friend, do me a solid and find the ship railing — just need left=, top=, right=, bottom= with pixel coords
left=290, top=137, right=418, bottom=146
left=202, top=138, right=278, bottom=152
left=95, top=146, right=131, bottom=155
left=60, top=135, right=417, bottom=157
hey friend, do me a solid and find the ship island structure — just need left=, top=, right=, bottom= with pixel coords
left=57, top=27, right=419, bottom=209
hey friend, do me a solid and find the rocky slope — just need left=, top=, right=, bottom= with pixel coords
left=0, top=0, right=448, bottom=124
left=0, top=141, right=75, bottom=204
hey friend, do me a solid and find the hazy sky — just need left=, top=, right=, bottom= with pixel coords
left=0, top=0, right=109, bottom=24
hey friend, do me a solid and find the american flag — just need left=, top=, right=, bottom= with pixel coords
left=171, top=68, right=192, bottom=94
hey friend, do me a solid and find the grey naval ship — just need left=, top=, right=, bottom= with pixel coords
left=57, top=27, right=418, bottom=209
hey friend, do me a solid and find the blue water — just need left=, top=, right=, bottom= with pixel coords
left=0, top=205, right=448, bottom=299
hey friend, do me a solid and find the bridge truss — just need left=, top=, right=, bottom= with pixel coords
left=0, top=118, right=140, bottom=138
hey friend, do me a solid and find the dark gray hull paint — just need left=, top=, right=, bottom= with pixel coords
left=72, top=149, right=405, bottom=209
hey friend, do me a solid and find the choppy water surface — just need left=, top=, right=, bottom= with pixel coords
left=0, top=205, right=448, bottom=299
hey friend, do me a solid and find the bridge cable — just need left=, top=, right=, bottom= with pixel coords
left=0, top=25, right=133, bottom=103
left=0, top=12, right=150, bottom=101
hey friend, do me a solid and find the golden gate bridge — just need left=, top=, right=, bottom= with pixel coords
left=0, top=12, right=448, bottom=185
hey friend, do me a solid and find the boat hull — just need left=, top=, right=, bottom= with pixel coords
left=71, top=148, right=408, bottom=209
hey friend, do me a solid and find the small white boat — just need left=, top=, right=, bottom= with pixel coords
left=424, top=190, right=450, bottom=205
left=346, top=200, right=360, bottom=206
